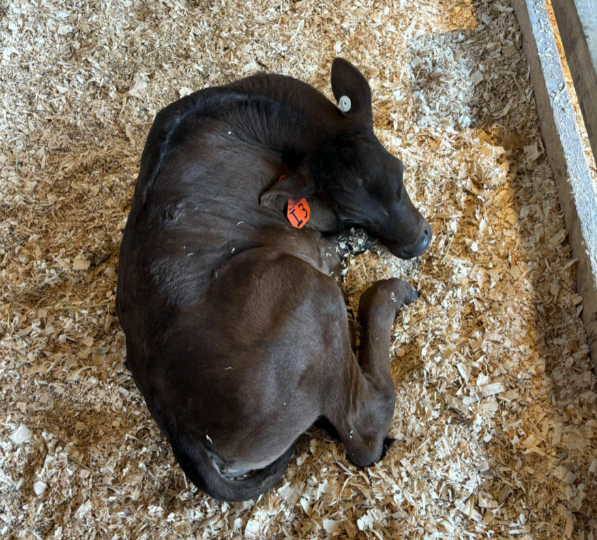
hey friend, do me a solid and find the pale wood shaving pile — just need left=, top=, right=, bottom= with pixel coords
left=1, top=1, right=596, bottom=539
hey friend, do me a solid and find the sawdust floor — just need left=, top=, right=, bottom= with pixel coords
left=1, top=0, right=596, bottom=539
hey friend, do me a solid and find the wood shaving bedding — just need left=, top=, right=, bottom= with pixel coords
left=1, top=0, right=595, bottom=538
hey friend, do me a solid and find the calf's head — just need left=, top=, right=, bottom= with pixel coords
left=320, top=58, right=431, bottom=259
left=268, top=58, right=432, bottom=259
left=312, top=127, right=431, bottom=259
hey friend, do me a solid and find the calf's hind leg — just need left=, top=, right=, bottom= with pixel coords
left=327, top=279, right=418, bottom=467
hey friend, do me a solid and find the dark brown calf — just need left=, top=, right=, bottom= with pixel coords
left=116, top=59, right=430, bottom=502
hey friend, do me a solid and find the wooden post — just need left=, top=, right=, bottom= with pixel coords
left=511, top=0, right=597, bottom=369
left=551, top=0, right=597, bottom=168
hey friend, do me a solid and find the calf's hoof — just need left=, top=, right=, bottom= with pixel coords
left=401, top=282, right=419, bottom=305
left=385, top=278, right=419, bottom=307
left=380, top=436, right=396, bottom=460
left=358, top=278, right=419, bottom=320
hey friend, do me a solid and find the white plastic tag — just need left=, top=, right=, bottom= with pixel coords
left=338, top=95, right=351, bottom=112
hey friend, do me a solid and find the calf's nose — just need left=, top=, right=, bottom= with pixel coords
left=421, top=224, right=432, bottom=251
left=390, top=219, right=432, bottom=259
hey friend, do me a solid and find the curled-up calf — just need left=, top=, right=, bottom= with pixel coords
left=116, top=58, right=431, bottom=502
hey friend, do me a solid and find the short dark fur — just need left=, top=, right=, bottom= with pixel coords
left=117, top=59, right=431, bottom=503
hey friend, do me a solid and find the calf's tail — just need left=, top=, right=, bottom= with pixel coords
left=170, top=437, right=298, bottom=503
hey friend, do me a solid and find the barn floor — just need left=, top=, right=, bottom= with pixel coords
left=1, top=0, right=596, bottom=539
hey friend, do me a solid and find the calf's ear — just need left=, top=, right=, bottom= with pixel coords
left=331, top=58, right=372, bottom=121
left=260, top=170, right=315, bottom=213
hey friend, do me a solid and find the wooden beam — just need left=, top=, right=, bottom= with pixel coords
left=551, top=0, right=597, bottom=167
left=511, top=0, right=597, bottom=369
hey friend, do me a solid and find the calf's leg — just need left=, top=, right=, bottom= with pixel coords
left=326, top=278, right=418, bottom=467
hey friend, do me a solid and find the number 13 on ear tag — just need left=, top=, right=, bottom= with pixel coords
left=287, top=198, right=310, bottom=229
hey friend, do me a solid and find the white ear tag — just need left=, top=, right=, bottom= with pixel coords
left=338, top=95, right=351, bottom=112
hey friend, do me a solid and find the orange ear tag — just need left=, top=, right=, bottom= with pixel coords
left=287, top=198, right=310, bottom=229
left=278, top=175, right=310, bottom=229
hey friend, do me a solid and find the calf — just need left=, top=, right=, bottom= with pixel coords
left=117, top=58, right=431, bottom=502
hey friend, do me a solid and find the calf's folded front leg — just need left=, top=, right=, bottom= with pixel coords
left=357, top=279, right=418, bottom=382
left=329, top=278, right=418, bottom=467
